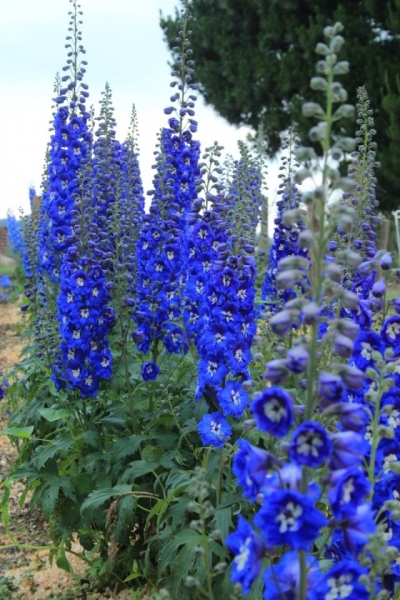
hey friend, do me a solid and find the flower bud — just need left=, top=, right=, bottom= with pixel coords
left=302, top=102, right=325, bottom=118
left=380, top=252, right=392, bottom=270
left=333, top=333, right=354, bottom=358
left=333, top=60, right=350, bottom=74
left=372, top=278, right=386, bottom=298
left=310, top=77, right=328, bottom=91
left=294, top=146, right=317, bottom=162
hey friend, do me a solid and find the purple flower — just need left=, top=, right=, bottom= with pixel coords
left=289, top=421, right=332, bottom=467
left=311, top=561, right=368, bottom=600
left=286, top=345, right=309, bottom=373
left=318, top=371, right=345, bottom=403
left=232, top=439, right=280, bottom=501
left=197, top=412, right=232, bottom=447
left=251, top=387, right=294, bottom=437
left=141, top=361, right=160, bottom=381
left=255, top=489, right=328, bottom=551
left=263, top=359, right=289, bottom=384
left=269, top=309, right=295, bottom=335
left=225, top=516, right=265, bottom=594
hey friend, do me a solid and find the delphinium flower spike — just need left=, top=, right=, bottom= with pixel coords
left=37, top=0, right=91, bottom=279
left=134, top=1, right=201, bottom=360
left=226, top=23, right=400, bottom=599
left=261, top=124, right=309, bottom=314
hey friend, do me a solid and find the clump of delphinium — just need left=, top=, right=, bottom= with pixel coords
left=194, top=143, right=262, bottom=446
left=226, top=22, right=400, bottom=600
left=6, top=211, right=24, bottom=259
left=133, top=5, right=201, bottom=359
left=0, top=274, right=13, bottom=303
left=261, top=124, right=309, bottom=315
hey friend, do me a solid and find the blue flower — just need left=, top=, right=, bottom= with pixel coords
left=197, top=412, right=232, bottom=447
left=328, top=468, right=371, bottom=518
left=141, top=362, right=160, bottom=381
left=217, top=381, right=249, bottom=418
left=225, top=515, right=265, bottom=594
left=338, top=503, right=376, bottom=556
left=382, top=316, right=400, bottom=348
left=289, top=421, right=332, bottom=467
left=263, top=551, right=318, bottom=600
left=232, top=439, right=279, bottom=501
left=255, top=489, right=328, bottom=551
left=311, top=561, right=368, bottom=600
left=329, top=432, right=367, bottom=470
left=251, top=387, right=294, bottom=437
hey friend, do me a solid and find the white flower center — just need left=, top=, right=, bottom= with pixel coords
left=326, top=575, right=353, bottom=600
left=276, top=502, right=302, bottom=533
left=264, top=399, right=286, bottom=422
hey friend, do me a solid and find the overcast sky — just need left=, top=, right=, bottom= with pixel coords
left=0, top=0, right=278, bottom=221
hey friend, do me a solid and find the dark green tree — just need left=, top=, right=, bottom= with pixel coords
left=161, top=0, right=400, bottom=212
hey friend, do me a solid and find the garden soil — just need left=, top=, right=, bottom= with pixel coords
left=0, top=303, right=151, bottom=600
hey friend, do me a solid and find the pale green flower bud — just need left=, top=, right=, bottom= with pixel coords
left=316, top=42, right=330, bottom=55
left=316, top=60, right=328, bottom=74
left=330, top=147, right=343, bottom=161
left=294, top=146, right=317, bottom=161
left=338, top=177, right=357, bottom=192
left=294, top=168, right=312, bottom=183
left=335, top=137, right=356, bottom=152
left=309, top=121, right=327, bottom=142
left=310, top=76, right=328, bottom=91
left=333, top=60, right=350, bottom=74
left=333, top=104, right=355, bottom=120
left=333, top=22, right=344, bottom=34
left=302, top=102, right=325, bottom=118
left=326, top=53, right=337, bottom=67
left=331, top=35, right=345, bottom=52
left=323, top=26, right=335, bottom=38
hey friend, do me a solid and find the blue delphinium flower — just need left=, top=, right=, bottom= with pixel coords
left=263, top=551, right=318, bottom=600
left=225, top=515, right=265, bottom=594
left=251, top=387, right=294, bottom=437
left=289, top=421, right=333, bottom=467
left=255, top=489, right=327, bottom=551
left=141, top=362, right=160, bottom=382
left=328, top=468, right=371, bottom=518
left=197, top=412, right=232, bottom=447
left=311, top=561, right=368, bottom=600
left=232, top=439, right=280, bottom=501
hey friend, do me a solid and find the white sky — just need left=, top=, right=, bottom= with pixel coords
left=0, top=0, right=279, bottom=222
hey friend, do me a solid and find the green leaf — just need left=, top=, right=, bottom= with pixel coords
left=110, top=435, right=146, bottom=463
left=38, top=408, right=72, bottom=422
left=56, top=546, right=76, bottom=575
left=1, top=426, right=34, bottom=438
left=33, top=434, right=75, bottom=470
left=81, top=484, right=132, bottom=517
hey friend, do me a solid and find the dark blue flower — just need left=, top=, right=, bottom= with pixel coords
left=255, top=489, right=328, bottom=551
left=311, top=561, right=368, bottom=600
left=141, top=362, right=160, bottom=381
left=197, top=412, right=232, bottom=447
left=338, top=503, right=376, bottom=556
left=225, top=515, right=265, bottom=594
left=232, top=439, right=279, bottom=501
left=382, top=316, right=400, bottom=347
left=251, top=387, right=294, bottom=437
left=217, top=381, right=249, bottom=418
left=289, top=421, right=332, bottom=467
left=328, top=468, right=371, bottom=518
left=329, top=432, right=367, bottom=470
left=263, top=551, right=318, bottom=600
